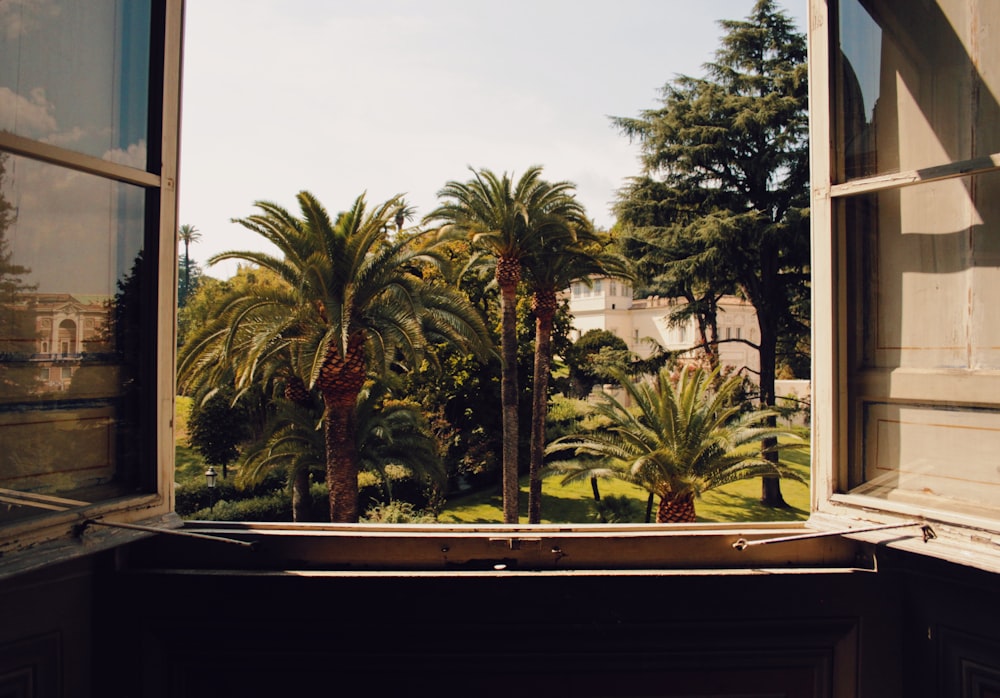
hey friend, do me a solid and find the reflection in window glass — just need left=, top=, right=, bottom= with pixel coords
left=0, top=153, right=151, bottom=523
left=0, top=0, right=152, bottom=169
left=845, top=171, right=1000, bottom=372
left=842, top=170, right=1000, bottom=512
left=836, top=0, right=999, bottom=179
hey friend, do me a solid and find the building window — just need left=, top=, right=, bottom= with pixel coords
left=610, top=281, right=617, bottom=296
left=0, top=0, right=180, bottom=545
left=593, top=279, right=602, bottom=294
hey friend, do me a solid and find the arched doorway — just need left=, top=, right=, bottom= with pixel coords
left=57, top=319, right=77, bottom=355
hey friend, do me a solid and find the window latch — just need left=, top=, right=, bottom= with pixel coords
left=732, top=520, right=936, bottom=551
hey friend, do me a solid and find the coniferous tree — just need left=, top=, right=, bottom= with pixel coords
left=611, top=0, right=809, bottom=506
left=0, top=155, right=38, bottom=403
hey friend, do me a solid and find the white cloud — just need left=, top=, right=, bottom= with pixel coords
left=104, top=140, right=147, bottom=169
left=0, top=86, right=57, bottom=137
left=0, top=0, right=60, bottom=41
left=6, top=156, right=145, bottom=296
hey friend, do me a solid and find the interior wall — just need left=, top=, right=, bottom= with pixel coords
left=4, top=543, right=1000, bottom=696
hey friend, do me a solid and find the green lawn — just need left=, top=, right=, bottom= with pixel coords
left=438, top=447, right=810, bottom=524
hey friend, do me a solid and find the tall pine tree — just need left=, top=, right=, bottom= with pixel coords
left=612, top=0, right=809, bottom=506
left=0, top=155, right=38, bottom=397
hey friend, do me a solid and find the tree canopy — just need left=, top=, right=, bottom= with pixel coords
left=611, top=0, right=809, bottom=506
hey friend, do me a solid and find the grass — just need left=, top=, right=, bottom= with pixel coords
left=438, top=447, right=810, bottom=525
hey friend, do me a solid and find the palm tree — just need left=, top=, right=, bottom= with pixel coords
left=178, top=223, right=201, bottom=306
left=424, top=166, right=588, bottom=523
left=238, top=381, right=443, bottom=522
left=237, top=395, right=323, bottom=521
left=181, top=190, right=491, bottom=522
left=180, top=305, right=323, bottom=519
left=545, top=366, right=804, bottom=523
left=353, top=383, right=445, bottom=506
left=521, top=235, right=632, bottom=523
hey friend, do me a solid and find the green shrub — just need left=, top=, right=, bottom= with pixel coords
left=594, top=494, right=642, bottom=523
left=360, top=500, right=437, bottom=524
left=187, top=493, right=291, bottom=522
left=358, top=467, right=435, bottom=513
left=175, top=469, right=288, bottom=517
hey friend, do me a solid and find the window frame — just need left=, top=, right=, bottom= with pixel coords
left=808, top=0, right=1000, bottom=567
left=0, top=0, right=183, bottom=560
left=10, top=0, right=1000, bottom=579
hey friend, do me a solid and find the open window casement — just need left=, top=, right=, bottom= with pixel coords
left=0, top=0, right=183, bottom=565
left=808, top=0, right=1000, bottom=574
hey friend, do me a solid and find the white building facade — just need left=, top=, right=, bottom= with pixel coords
left=565, top=278, right=761, bottom=378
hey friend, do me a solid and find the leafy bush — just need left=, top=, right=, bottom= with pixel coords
left=360, top=500, right=437, bottom=524
left=358, top=466, right=436, bottom=512
left=175, top=469, right=289, bottom=517
left=187, top=492, right=291, bottom=522
left=594, top=494, right=642, bottom=523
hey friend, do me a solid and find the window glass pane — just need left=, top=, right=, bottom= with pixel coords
left=0, top=0, right=152, bottom=169
left=842, top=169, right=1000, bottom=513
left=845, top=170, right=1000, bottom=371
left=0, top=153, right=151, bottom=524
left=836, top=0, right=1000, bottom=179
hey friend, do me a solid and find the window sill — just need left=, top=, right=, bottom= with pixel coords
left=117, top=520, right=868, bottom=575
left=811, top=499, right=1000, bottom=575
left=0, top=495, right=174, bottom=576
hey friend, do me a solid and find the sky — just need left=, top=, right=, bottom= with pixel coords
left=178, top=1, right=808, bottom=280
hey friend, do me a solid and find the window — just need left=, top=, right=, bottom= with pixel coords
left=0, top=0, right=181, bottom=553
left=812, top=0, right=1000, bottom=554
left=8, top=0, right=999, bottom=578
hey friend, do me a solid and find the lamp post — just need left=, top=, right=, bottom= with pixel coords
left=205, top=466, right=218, bottom=512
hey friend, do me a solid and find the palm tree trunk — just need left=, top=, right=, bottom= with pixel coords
left=284, top=375, right=315, bottom=522
left=527, top=295, right=556, bottom=524
left=498, top=276, right=520, bottom=524
left=314, top=336, right=367, bottom=523
left=324, top=401, right=360, bottom=523
left=292, top=466, right=311, bottom=522
left=656, top=491, right=696, bottom=523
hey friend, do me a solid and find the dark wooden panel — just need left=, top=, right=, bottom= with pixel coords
left=0, top=634, right=60, bottom=698
left=101, top=571, right=880, bottom=698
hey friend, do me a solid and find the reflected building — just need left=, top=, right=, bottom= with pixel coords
left=14, top=292, right=111, bottom=391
